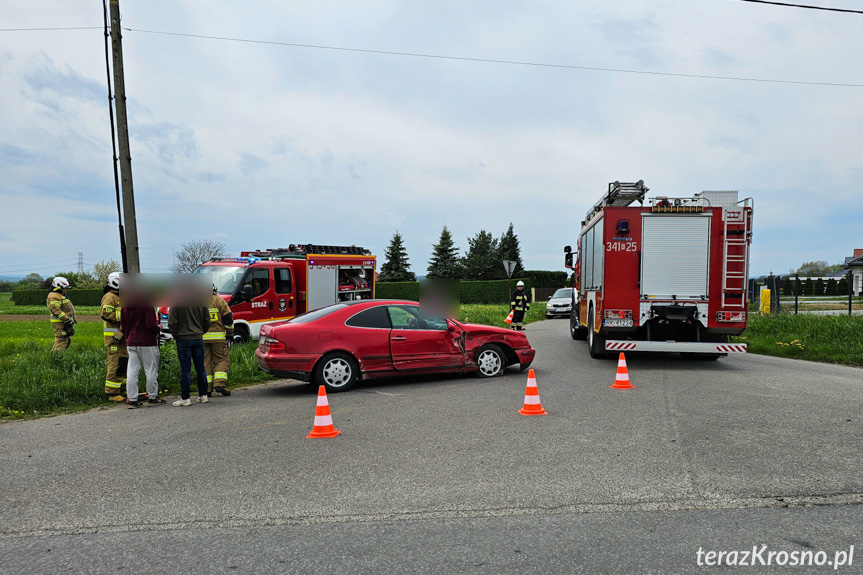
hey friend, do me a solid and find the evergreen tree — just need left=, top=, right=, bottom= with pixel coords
left=379, top=231, right=416, bottom=282
left=825, top=278, right=838, bottom=296
left=814, top=278, right=825, bottom=296
left=462, top=230, right=502, bottom=280
left=427, top=225, right=462, bottom=279
left=838, top=276, right=849, bottom=295
left=497, top=222, right=524, bottom=276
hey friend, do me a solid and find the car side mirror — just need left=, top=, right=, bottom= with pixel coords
left=241, top=285, right=253, bottom=301
left=548, top=295, right=552, bottom=299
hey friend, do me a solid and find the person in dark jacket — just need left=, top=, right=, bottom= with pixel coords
left=121, top=292, right=164, bottom=408
left=510, top=281, right=530, bottom=330
left=168, top=302, right=211, bottom=407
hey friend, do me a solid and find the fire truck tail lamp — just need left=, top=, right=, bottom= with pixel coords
left=717, top=311, right=746, bottom=322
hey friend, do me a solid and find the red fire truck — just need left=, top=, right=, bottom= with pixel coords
left=193, top=244, right=376, bottom=342
left=564, top=181, right=753, bottom=359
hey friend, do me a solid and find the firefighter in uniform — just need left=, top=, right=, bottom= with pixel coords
left=101, top=272, right=127, bottom=402
left=510, top=280, right=530, bottom=331
left=46, top=277, right=76, bottom=351
left=204, top=284, right=234, bottom=396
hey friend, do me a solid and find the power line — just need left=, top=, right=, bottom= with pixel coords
left=0, top=260, right=79, bottom=272
left=733, top=0, right=863, bottom=14
left=123, top=26, right=863, bottom=88
left=0, top=27, right=101, bottom=32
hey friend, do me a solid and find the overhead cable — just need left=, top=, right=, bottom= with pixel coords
left=123, top=26, right=863, bottom=88
left=734, top=0, right=863, bottom=14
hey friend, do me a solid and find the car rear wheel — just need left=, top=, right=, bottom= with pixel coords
left=314, top=352, right=359, bottom=393
left=476, top=344, right=506, bottom=378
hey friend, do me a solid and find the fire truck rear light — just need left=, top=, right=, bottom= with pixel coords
left=604, top=309, right=633, bottom=319
left=716, top=311, right=746, bottom=322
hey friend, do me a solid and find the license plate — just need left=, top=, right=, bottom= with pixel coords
left=604, top=319, right=633, bottom=327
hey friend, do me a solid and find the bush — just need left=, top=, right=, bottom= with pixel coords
left=460, top=278, right=531, bottom=304
left=12, top=289, right=106, bottom=307
left=375, top=279, right=534, bottom=304
left=522, top=270, right=568, bottom=288
left=375, top=282, right=420, bottom=301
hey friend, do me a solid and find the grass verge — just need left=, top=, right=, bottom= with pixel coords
left=731, top=313, right=863, bottom=366
left=0, top=321, right=274, bottom=421
left=0, top=304, right=546, bottom=421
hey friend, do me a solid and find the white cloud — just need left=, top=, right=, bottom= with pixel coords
left=1, top=0, right=862, bottom=279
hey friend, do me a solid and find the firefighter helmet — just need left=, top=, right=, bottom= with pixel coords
left=52, top=276, right=70, bottom=289
left=516, top=281, right=525, bottom=287
left=107, top=272, right=120, bottom=290
left=213, top=283, right=218, bottom=294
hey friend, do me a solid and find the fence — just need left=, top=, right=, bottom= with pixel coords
left=753, top=272, right=859, bottom=316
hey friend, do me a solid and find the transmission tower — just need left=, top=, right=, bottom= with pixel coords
left=77, top=253, right=85, bottom=275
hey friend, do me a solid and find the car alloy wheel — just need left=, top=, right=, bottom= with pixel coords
left=476, top=344, right=505, bottom=377
left=323, top=358, right=351, bottom=386
left=315, top=352, right=359, bottom=392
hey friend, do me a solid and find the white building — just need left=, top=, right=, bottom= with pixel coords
left=844, top=249, right=863, bottom=296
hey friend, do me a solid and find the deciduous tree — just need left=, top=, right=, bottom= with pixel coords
left=462, top=230, right=503, bottom=280
left=171, top=240, right=226, bottom=273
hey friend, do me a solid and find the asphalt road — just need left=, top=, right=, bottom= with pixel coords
left=1, top=319, right=861, bottom=574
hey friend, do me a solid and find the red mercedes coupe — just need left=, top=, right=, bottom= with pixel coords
left=255, top=300, right=536, bottom=392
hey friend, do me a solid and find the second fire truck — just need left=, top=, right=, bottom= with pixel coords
left=193, top=244, right=376, bottom=342
left=565, top=180, right=753, bottom=359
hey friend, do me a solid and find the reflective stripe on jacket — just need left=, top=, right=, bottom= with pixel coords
left=47, top=290, right=75, bottom=323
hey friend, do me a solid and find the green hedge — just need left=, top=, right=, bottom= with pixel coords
left=522, top=270, right=568, bottom=288
left=375, top=282, right=420, bottom=301
left=12, top=289, right=106, bottom=307
left=375, top=279, right=532, bottom=305
left=460, top=279, right=531, bottom=304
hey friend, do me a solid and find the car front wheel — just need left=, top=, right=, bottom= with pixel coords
left=314, top=352, right=359, bottom=392
left=476, top=344, right=506, bottom=378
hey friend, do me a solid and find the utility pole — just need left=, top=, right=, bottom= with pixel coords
left=109, top=0, right=140, bottom=273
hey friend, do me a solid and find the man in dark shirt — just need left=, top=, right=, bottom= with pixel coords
left=168, top=303, right=211, bottom=407
left=121, top=295, right=164, bottom=408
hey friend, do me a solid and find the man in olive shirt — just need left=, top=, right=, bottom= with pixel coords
left=168, top=302, right=211, bottom=407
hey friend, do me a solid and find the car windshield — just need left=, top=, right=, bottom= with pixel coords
left=194, top=265, right=246, bottom=296
left=552, top=288, right=572, bottom=299
left=289, top=304, right=349, bottom=324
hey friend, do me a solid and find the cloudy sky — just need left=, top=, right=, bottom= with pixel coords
left=1, top=0, right=862, bottom=280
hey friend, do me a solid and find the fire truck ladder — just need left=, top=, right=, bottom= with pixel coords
left=721, top=199, right=752, bottom=309
left=585, top=180, right=649, bottom=222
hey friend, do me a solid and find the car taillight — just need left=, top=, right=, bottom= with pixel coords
left=260, top=335, right=286, bottom=351
left=716, top=311, right=746, bottom=322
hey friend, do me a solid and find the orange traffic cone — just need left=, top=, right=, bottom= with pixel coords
left=504, top=310, right=514, bottom=326
left=609, top=353, right=635, bottom=389
left=519, top=369, right=547, bottom=415
left=306, top=385, right=341, bottom=438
